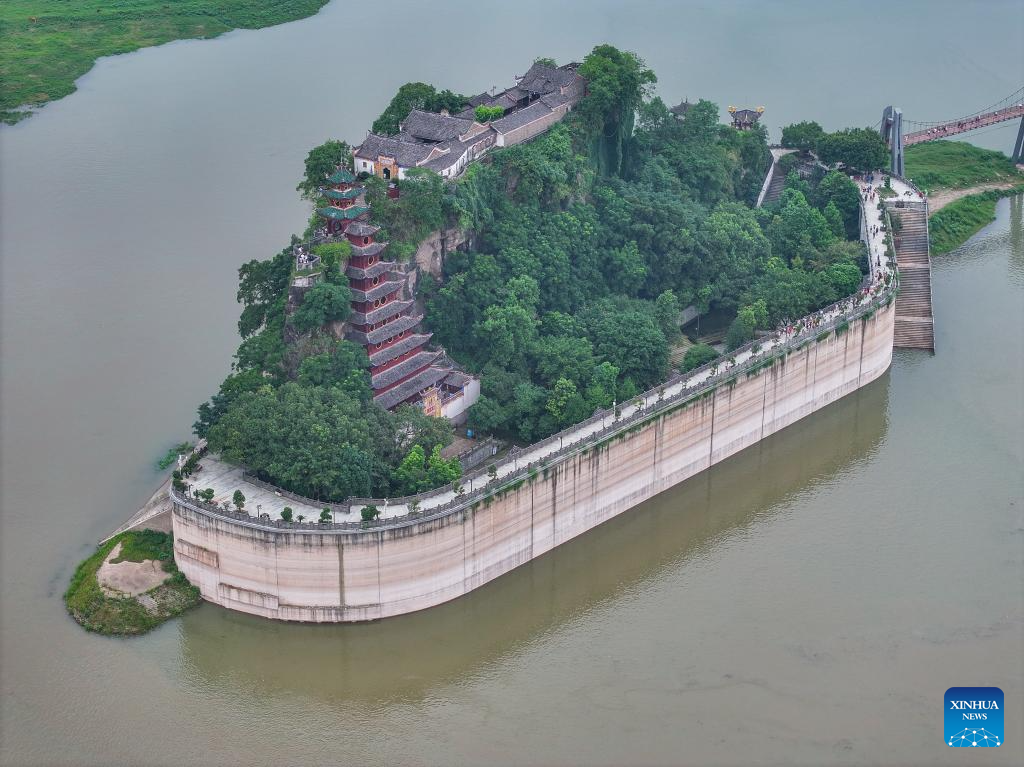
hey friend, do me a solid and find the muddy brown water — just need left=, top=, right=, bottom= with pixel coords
left=1, top=2, right=1022, bottom=764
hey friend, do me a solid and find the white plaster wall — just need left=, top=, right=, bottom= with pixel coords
left=173, top=302, right=894, bottom=623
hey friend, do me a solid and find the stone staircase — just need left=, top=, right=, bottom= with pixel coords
left=890, top=206, right=935, bottom=350
left=761, top=163, right=788, bottom=206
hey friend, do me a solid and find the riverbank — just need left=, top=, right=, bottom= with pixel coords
left=0, top=0, right=329, bottom=124
left=65, top=530, right=200, bottom=635
left=928, top=186, right=1024, bottom=254
left=904, top=140, right=1024, bottom=253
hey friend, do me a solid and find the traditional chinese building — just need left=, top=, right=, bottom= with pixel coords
left=340, top=219, right=478, bottom=418
left=728, top=105, right=764, bottom=130
left=352, top=61, right=586, bottom=181
left=317, top=167, right=369, bottom=235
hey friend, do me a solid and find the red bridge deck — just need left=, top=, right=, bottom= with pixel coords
left=904, top=104, right=1024, bottom=146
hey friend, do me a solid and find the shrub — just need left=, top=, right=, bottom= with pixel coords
left=320, top=508, right=332, bottom=523
left=232, top=489, right=245, bottom=510
left=682, top=344, right=719, bottom=372
left=281, top=507, right=293, bottom=522
left=361, top=505, right=380, bottom=521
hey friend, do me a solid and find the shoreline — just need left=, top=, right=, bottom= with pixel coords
left=0, top=1, right=331, bottom=124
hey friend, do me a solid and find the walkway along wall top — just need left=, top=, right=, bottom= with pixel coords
left=169, top=189, right=903, bottom=621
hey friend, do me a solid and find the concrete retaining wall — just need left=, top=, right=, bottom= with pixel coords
left=172, top=300, right=894, bottom=622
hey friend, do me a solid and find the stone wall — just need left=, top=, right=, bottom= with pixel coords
left=172, top=299, right=895, bottom=622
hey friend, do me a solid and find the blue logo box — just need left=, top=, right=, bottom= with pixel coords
left=945, top=687, right=1003, bottom=747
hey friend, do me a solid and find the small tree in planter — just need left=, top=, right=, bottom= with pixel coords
left=409, top=499, right=421, bottom=516
left=319, top=508, right=332, bottom=523
left=297, top=514, right=306, bottom=523
left=232, top=489, right=245, bottom=511
left=361, top=505, right=380, bottom=522
left=200, top=488, right=216, bottom=503
left=487, top=464, right=498, bottom=481
left=281, top=507, right=293, bottom=522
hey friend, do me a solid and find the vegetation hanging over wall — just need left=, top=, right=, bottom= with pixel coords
left=193, top=42, right=874, bottom=502
left=425, top=45, right=868, bottom=442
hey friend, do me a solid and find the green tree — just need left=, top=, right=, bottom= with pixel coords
left=361, top=505, right=380, bottom=522
left=393, top=445, right=427, bottom=496
left=281, top=507, right=293, bottom=522
left=780, top=121, right=825, bottom=152
left=654, top=290, right=681, bottom=338
left=200, top=488, right=216, bottom=503
left=815, top=171, right=862, bottom=238
left=319, top=508, right=332, bottom=523
left=290, top=281, right=352, bottom=333
left=474, top=105, right=504, bottom=122
left=576, top=45, right=657, bottom=176
left=232, top=489, right=245, bottom=511
left=682, top=344, right=719, bottom=372
left=425, top=445, right=462, bottom=489
left=297, top=139, right=352, bottom=199
left=817, top=128, right=888, bottom=173
left=371, top=83, right=467, bottom=135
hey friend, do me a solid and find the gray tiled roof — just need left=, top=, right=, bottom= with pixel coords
left=346, top=313, right=424, bottom=345
left=371, top=351, right=441, bottom=389
left=373, top=366, right=451, bottom=410
left=346, top=259, right=395, bottom=280
left=345, top=222, right=380, bottom=237
left=491, top=100, right=554, bottom=133
left=350, top=279, right=402, bottom=304
left=349, top=299, right=413, bottom=326
left=348, top=240, right=388, bottom=258
left=368, top=333, right=432, bottom=367
left=354, top=134, right=434, bottom=166
left=401, top=109, right=474, bottom=142
left=517, top=62, right=578, bottom=94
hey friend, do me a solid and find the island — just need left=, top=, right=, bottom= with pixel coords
left=71, top=43, right=974, bottom=631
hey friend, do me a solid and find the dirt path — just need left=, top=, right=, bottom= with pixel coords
left=96, top=542, right=169, bottom=597
left=928, top=182, right=1020, bottom=215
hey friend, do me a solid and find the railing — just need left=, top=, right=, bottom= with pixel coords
left=172, top=247, right=897, bottom=535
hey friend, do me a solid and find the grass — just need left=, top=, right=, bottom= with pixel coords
left=64, top=530, right=201, bottom=635
left=929, top=186, right=1024, bottom=254
left=155, top=441, right=192, bottom=470
left=0, top=1, right=330, bottom=123
left=905, top=141, right=1024, bottom=191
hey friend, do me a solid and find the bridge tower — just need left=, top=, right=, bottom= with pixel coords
left=881, top=106, right=905, bottom=176
left=1013, top=115, right=1024, bottom=164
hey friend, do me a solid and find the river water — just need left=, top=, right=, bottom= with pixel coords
left=1, top=2, right=1022, bottom=765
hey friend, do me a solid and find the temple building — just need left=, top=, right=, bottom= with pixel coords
left=669, top=99, right=693, bottom=120
left=304, top=172, right=479, bottom=421
left=728, top=105, right=764, bottom=130
left=352, top=61, right=586, bottom=180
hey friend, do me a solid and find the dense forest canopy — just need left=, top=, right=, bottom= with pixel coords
left=194, top=43, right=871, bottom=504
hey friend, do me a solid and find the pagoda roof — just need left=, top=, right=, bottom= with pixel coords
left=327, top=168, right=356, bottom=184
left=346, top=259, right=396, bottom=280
left=324, top=187, right=362, bottom=201
left=345, top=221, right=380, bottom=237
left=669, top=100, right=693, bottom=117
left=373, top=366, right=450, bottom=410
left=349, top=241, right=388, bottom=258
left=350, top=279, right=402, bottom=304
left=368, top=333, right=432, bottom=368
left=350, top=299, right=413, bottom=326
left=318, top=206, right=369, bottom=221
left=346, top=313, right=423, bottom=345
left=371, top=351, right=441, bottom=390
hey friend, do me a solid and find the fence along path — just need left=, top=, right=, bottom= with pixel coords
left=170, top=174, right=901, bottom=532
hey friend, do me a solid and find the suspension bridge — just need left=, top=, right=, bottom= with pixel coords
left=881, top=86, right=1024, bottom=176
